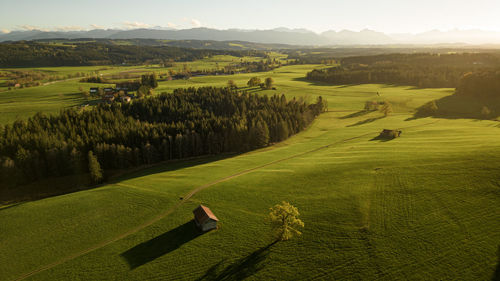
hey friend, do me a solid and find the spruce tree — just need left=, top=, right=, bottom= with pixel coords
left=88, top=151, right=103, bottom=184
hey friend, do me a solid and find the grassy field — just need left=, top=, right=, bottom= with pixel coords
left=1, top=64, right=499, bottom=280
left=0, top=55, right=267, bottom=124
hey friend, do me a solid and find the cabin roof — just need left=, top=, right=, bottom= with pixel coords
left=193, top=205, right=219, bottom=224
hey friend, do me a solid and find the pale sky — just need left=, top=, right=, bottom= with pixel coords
left=1, top=0, right=499, bottom=34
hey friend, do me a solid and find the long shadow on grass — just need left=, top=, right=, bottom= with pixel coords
left=291, top=77, right=363, bottom=87
left=340, top=110, right=371, bottom=119
left=369, top=135, right=394, bottom=142
left=121, top=220, right=204, bottom=269
left=111, top=153, right=239, bottom=184
left=0, top=202, right=23, bottom=212
left=3, top=154, right=239, bottom=205
left=493, top=245, right=500, bottom=281
left=409, top=94, right=500, bottom=121
left=196, top=241, right=277, bottom=281
left=347, top=116, right=384, bottom=127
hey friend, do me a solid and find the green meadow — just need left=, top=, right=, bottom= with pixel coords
left=1, top=64, right=499, bottom=280
left=0, top=55, right=265, bottom=124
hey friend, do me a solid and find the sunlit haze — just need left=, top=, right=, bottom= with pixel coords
left=1, top=0, right=499, bottom=34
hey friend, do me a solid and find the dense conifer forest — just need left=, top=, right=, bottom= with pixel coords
left=0, top=87, right=326, bottom=195
left=0, top=42, right=265, bottom=67
left=306, top=53, right=500, bottom=88
left=456, top=71, right=500, bottom=98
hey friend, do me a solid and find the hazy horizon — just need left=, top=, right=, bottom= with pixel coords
left=1, top=0, right=499, bottom=34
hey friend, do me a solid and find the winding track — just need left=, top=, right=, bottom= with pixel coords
left=12, top=120, right=439, bottom=281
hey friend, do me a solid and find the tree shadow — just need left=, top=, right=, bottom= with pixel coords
left=493, top=245, right=500, bottom=281
left=2, top=153, right=239, bottom=205
left=370, top=135, right=395, bottom=142
left=346, top=116, right=384, bottom=127
left=121, top=220, right=204, bottom=269
left=412, top=94, right=500, bottom=121
left=0, top=202, right=23, bottom=212
left=339, top=110, right=371, bottom=119
left=196, top=240, right=277, bottom=281
left=291, top=77, right=363, bottom=87
left=112, top=153, right=238, bottom=183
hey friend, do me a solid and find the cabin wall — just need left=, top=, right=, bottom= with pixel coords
left=201, top=220, right=217, bottom=231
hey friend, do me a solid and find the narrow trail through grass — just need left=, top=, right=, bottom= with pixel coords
left=12, top=119, right=439, bottom=281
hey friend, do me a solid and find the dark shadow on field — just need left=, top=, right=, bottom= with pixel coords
left=112, top=153, right=238, bottom=184
left=196, top=241, right=277, bottom=281
left=347, top=116, right=384, bottom=127
left=2, top=153, right=238, bottom=206
left=370, top=135, right=394, bottom=142
left=121, top=220, right=204, bottom=269
left=0, top=202, right=23, bottom=212
left=410, top=94, right=500, bottom=121
left=291, top=77, right=447, bottom=90
left=291, top=77, right=363, bottom=87
left=244, top=88, right=264, bottom=94
left=493, top=245, right=500, bottom=281
left=340, top=110, right=371, bottom=119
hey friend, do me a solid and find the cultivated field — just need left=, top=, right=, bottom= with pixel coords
left=1, top=65, right=499, bottom=280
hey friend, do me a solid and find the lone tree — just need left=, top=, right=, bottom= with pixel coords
left=227, top=80, right=237, bottom=89
left=88, top=151, right=103, bottom=184
left=269, top=201, right=304, bottom=241
left=247, top=77, right=261, bottom=87
left=265, top=77, right=274, bottom=90
left=380, top=101, right=393, bottom=117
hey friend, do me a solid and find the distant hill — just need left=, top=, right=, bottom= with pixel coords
left=0, top=41, right=264, bottom=67
left=321, top=29, right=395, bottom=45
left=2, top=27, right=500, bottom=45
left=30, top=38, right=298, bottom=51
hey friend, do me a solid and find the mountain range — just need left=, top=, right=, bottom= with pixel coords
left=1, top=27, right=500, bottom=46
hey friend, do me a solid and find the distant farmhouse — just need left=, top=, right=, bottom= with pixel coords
left=89, top=86, right=134, bottom=103
left=193, top=205, right=219, bottom=232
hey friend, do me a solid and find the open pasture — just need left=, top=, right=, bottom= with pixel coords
left=0, top=55, right=267, bottom=124
left=1, top=63, right=499, bottom=280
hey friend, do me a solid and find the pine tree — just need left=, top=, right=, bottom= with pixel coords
left=250, top=121, right=270, bottom=148
left=88, top=151, right=103, bottom=184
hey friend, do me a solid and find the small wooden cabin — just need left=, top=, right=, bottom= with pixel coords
left=379, top=129, right=402, bottom=139
left=193, top=205, right=219, bottom=232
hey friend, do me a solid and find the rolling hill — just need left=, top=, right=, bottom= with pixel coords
left=1, top=65, right=499, bottom=280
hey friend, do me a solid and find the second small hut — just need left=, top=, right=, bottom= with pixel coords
left=379, top=129, right=402, bottom=139
left=193, top=205, right=219, bottom=232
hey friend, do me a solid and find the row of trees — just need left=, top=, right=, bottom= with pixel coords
left=0, top=42, right=265, bottom=67
left=306, top=53, right=500, bottom=88
left=0, top=87, right=327, bottom=195
left=228, top=77, right=275, bottom=90
left=2, top=70, right=88, bottom=90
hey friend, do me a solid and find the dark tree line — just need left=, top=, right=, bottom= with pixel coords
left=0, top=41, right=266, bottom=67
left=456, top=71, right=500, bottom=98
left=306, top=53, right=500, bottom=88
left=0, top=87, right=327, bottom=193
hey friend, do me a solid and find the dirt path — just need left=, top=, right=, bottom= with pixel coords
left=12, top=120, right=438, bottom=281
